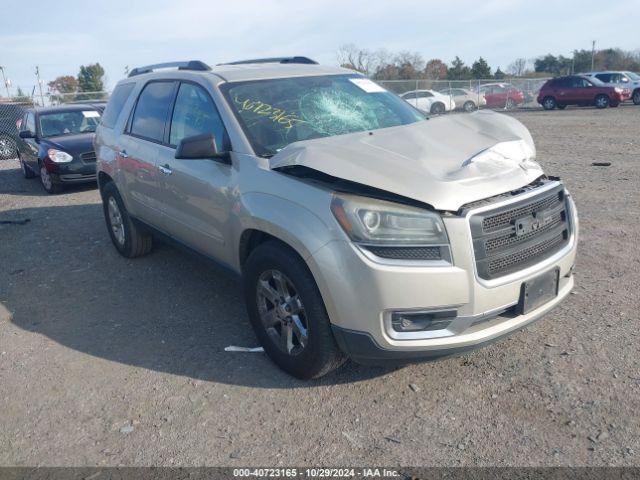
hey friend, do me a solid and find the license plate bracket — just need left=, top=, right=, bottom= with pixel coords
left=518, top=268, right=560, bottom=315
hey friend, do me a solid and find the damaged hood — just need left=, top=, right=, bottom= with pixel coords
left=270, top=110, right=544, bottom=211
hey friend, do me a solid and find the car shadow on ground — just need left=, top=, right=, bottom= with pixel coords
left=0, top=162, right=97, bottom=197
left=1, top=201, right=396, bottom=388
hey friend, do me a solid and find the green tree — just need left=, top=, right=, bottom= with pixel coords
left=447, top=56, right=471, bottom=80
left=12, top=87, right=32, bottom=104
left=77, top=63, right=106, bottom=100
left=471, top=57, right=492, bottom=79
left=494, top=67, right=506, bottom=80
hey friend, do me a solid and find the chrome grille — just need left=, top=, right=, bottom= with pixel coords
left=468, top=183, right=571, bottom=280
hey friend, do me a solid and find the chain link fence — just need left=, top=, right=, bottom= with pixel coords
left=377, top=78, right=551, bottom=114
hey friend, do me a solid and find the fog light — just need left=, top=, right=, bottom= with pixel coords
left=391, top=310, right=457, bottom=332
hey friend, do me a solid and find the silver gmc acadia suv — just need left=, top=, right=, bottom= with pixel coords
left=95, top=58, right=578, bottom=379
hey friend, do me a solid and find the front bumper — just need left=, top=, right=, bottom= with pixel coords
left=45, top=158, right=97, bottom=184
left=307, top=187, right=578, bottom=365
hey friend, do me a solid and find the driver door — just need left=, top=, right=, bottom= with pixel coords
left=155, top=81, right=233, bottom=261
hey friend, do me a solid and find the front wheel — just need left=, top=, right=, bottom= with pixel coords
left=39, top=163, right=62, bottom=194
left=633, top=90, right=640, bottom=105
left=243, top=241, right=345, bottom=379
left=101, top=181, right=153, bottom=258
left=595, top=94, right=610, bottom=109
left=505, top=98, right=516, bottom=110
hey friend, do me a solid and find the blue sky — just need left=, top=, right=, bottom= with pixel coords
left=1, top=0, right=639, bottom=94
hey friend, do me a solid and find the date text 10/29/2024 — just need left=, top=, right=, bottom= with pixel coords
left=232, top=468, right=401, bottom=478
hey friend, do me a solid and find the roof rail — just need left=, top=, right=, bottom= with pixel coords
left=128, top=60, right=211, bottom=77
left=222, top=56, right=318, bottom=66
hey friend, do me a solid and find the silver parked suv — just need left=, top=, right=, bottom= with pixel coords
left=95, top=58, right=578, bottom=379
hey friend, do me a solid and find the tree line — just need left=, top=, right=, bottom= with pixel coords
left=337, top=44, right=640, bottom=81
left=46, top=63, right=107, bottom=103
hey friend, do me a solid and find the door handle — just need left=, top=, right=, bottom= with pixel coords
left=158, top=164, right=173, bottom=175
left=118, top=150, right=129, bottom=158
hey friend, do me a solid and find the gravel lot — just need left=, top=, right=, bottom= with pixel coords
left=0, top=106, right=638, bottom=467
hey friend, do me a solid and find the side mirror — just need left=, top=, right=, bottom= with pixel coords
left=175, top=133, right=229, bottom=162
left=19, top=129, right=35, bottom=139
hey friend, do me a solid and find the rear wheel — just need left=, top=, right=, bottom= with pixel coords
left=594, top=94, right=610, bottom=109
left=633, top=90, right=640, bottom=105
left=542, top=96, right=557, bottom=110
left=505, top=98, right=516, bottom=110
left=430, top=102, right=445, bottom=114
left=101, top=181, right=153, bottom=258
left=463, top=101, right=476, bottom=112
left=243, top=241, right=345, bottom=379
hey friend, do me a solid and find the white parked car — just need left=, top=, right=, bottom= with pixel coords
left=400, top=89, right=455, bottom=114
left=582, top=71, right=640, bottom=105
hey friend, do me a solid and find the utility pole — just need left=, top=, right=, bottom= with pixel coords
left=591, top=40, right=596, bottom=71
left=35, top=66, right=45, bottom=106
left=0, top=66, right=10, bottom=98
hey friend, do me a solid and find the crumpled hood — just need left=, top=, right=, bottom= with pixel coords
left=270, top=110, right=544, bottom=211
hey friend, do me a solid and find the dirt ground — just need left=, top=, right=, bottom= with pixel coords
left=1, top=106, right=639, bottom=467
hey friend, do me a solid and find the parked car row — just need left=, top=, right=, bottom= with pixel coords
left=397, top=70, right=639, bottom=114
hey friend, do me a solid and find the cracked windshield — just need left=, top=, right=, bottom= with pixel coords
left=222, top=74, right=425, bottom=156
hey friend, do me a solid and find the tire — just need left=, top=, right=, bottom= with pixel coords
left=101, top=181, right=153, bottom=258
left=39, top=162, right=62, bottom=194
left=19, top=153, right=36, bottom=178
left=505, top=98, right=516, bottom=110
left=0, top=135, right=17, bottom=160
left=463, top=101, right=476, bottom=112
left=542, top=96, right=557, bottom=110
left=633, top=90, right=640, bottom=105
left=243, top=241, right=346, bottom=379
left=557, top=104, right=567, bottom=110
left=430, top=102, right=445, bottom=115
left=595, top=94, right=610, bottom=109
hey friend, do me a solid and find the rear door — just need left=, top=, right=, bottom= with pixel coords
left=154, top=81, right=232, bottom=260
left=122, top=80, right=177, bottom=227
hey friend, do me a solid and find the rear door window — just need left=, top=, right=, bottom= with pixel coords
left=130, top=81, right=176, bottom=143
left=101, top=83, right=135, bottom=129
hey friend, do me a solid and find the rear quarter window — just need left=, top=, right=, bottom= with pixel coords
left=101, top=83, right=135, bottom=129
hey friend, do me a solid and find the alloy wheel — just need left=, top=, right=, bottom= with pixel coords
left=595, top=96, right=609, bottom=108
left=0, top=137, right=13, bottom=158
left=40, top=165, right=53, bottom=190
left=256, top=269, right=308, bottom=356
left=107, top=197, right=126, bottom=246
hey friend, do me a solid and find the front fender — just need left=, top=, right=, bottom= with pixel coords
left=237, top=191, right=337, bottom=266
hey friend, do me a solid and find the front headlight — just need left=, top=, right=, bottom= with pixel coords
left=614, top=87, right=623, bottom=93
left=47, top=149, right=73, bottom=163
left=330, top=194, right=451, bottom=262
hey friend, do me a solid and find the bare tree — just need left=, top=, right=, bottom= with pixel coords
left=507, top=58, right=529, bottom=77
left=337, top=44, right=376, bottom=75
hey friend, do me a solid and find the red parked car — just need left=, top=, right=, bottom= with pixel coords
left=476, top=83, right=525, bottom=109
left=537, top=76, right=626, bottom=110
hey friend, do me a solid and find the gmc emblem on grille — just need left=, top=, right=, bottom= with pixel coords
left=515, top=211, right=552, bottom=236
